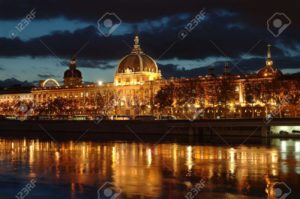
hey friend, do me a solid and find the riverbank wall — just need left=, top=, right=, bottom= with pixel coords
left=1, top=119, right=300, bottom=139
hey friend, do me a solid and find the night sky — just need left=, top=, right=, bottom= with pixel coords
left=0, top=0, right=299, bottom=86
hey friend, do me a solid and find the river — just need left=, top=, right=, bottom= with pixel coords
left=0, top=137, right=299, bottom=199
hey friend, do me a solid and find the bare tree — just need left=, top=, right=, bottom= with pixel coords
left=154, top=83, right=175, bottom=114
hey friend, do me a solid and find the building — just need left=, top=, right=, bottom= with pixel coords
left=0, top=36, right=300, bottom=118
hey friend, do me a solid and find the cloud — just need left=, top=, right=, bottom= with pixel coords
left=37, top=73, right=59, bottom=79
left=0, top=14, right=298, bottom=76
left=0, top=0, right=298, bottom=28
left=158, top=61, right=241, bottom=79
left=0, top=0, right=207, bottom=22
left=60, top=59, right=115, bottom=70
left=0, top=19, right=283, bottom=60
left=0, top=5, right=299, bottom=81
left=0, top=78, right=33, bottom=87
left=0, top=7, right=297, bottom=61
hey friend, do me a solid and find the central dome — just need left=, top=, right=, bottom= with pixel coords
left=116, top=36, right=158, bottom=74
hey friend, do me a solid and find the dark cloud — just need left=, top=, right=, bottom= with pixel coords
left=0, top=16, right=295, bottom=61
left=0, top=0, right=298, bottom=27
left=60, top=59, right=115, bottom=70
left=0, top=0, right=206, bottom=21
left=37, top=73, right=59, bottom=79
left=0, top=78, right=33, bottom=87
left=0, top=2, right=299, bottom=80
left=159, top=61, right=249, bottom=79
left=0, top=11, right=298, bottom=74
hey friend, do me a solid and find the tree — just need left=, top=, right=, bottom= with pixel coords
left=174, top=81, right=196, bottom=107
left=245, top=80, right=262, bottom=118
left=218, top=77, right=235, bottom=118
left=287, top=92, right=300, bottom=117
left=95, top=90, right=118, bottom=116
left=47, top=97, right=67, bottom=115
left=154, top=83, right=175, bottom=114
left=205, top=79, right=220, bottom=119
left=259, top=81, right=274, bottom=116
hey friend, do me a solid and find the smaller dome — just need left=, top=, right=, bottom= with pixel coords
left=257, top=44, right=282, bottom=77
left=64, top=58, right=82, bottom=79
left=64, top=69, right=82, bottom=78
left=257, top=65, right=282, bottom=77
left=64, top=58, right=82, bottom=86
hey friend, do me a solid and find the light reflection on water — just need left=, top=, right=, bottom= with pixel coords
left=0, top=138, right=300, bottom=199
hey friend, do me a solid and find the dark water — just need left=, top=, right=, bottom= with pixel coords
left=0, top=137, right=299, bottom=199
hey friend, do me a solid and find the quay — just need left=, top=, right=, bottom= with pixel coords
left=0, top=118, right=300, bottom=139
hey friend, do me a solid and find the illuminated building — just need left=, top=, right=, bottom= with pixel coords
left=0, top=36, right=299, bottom=118
left=114, top=35, right=161, bottom=86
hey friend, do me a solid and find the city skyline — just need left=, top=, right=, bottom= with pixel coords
left=0, top=1, right=299, bottom=86
left=1, top=2, right=300, bottom=199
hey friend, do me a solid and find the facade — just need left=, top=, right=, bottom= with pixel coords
left=0, top=36, right=300, bottom=118
left=0, top=90, right=32, bottom=103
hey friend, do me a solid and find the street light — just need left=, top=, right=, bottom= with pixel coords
left=98, top=81, right=103, bottom=86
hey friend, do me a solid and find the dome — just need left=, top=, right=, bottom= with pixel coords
left=64, top=58, right=82, bottom=79
left=116, top=36, right=158, bottom=74
left=257, top=44, right=282, bottom=77
left=64, top=69, right=82, bottom=78
left=257, top=65, right=282, bottom=77
left=117, top=54, right=158, bottom=73
left=64, top=58, right=82, bottom=86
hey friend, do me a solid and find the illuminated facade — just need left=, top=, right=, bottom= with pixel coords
left=0, top=36, right=299, bottom=118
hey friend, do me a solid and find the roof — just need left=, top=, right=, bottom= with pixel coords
left=116, top=36, right=159, bottom=74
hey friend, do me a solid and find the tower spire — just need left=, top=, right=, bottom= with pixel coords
left=132, top=35, right=142, bottom=54
left=208, top=66, right=214, bottom=76
left=134, top=35, right=139, bottom=47
left=266, top=44, right=273, bottom=66
left=267, top=44, right=272, bottom=59
left=223, top=62, right=230, bottom=75
left=69, top=57, right=77, bottom=70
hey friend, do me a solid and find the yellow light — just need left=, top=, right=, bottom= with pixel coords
left=98, top=81, right=103, bottom=86
left=147, top=148, right=152, bottom=167
left=295, top=142, right=300, bottom=152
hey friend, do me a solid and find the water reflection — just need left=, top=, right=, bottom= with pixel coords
left=0, top=138, right=300, bottom=198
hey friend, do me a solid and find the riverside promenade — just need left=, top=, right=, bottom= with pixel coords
left=0, top=118, right=300, bottom=138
